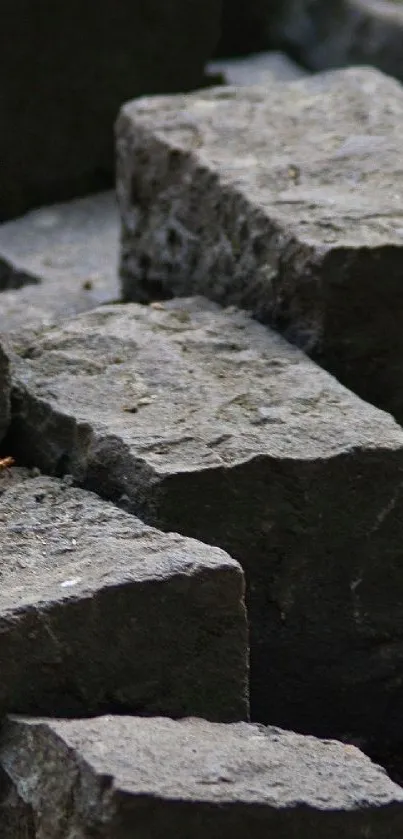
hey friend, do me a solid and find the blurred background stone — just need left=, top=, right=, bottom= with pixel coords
left=215, top=0, right=403, bottom=86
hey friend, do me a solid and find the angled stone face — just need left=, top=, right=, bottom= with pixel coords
left=0, top=0, right=220, bottom=221
left=0, top=473, right=248, bottom=722
left=117, top=66, right=403, bottom=422
left=2, top=715, right=403, bottom=839
left=0, top=343, right=11, bottom=444
left=9, top=297, right=403, bottom=746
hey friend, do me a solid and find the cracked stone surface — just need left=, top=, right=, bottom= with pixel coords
left=0, top=192, right=119, bottom=353
left=8, top=295, right=403, bottom=747
left=117, top=65, right=403, bottom=423
left=0, top=343, right=10, bottom=443
left=0, top=472, right=248, bottom=721
left=1, top=715, right=403, bottom=838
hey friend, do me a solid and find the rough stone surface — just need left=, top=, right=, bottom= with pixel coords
left=0, top=343, right=11, bottom=444
left=0, top=1, right=220, bottom=221
left=117, top=66, right=403, bottom=423
left=0, top=472, right=248, bottom=721
left=1, top=715, right=403, bottom=839
left=8, top=296, right=403, bottom=747
left=0, top=192, right=119, bottom=353
left=208, top=50, right=308, bottom=85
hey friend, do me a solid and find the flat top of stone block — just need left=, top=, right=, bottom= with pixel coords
left=0, top=192, right=119, bottom=348
left=0, top=473, right=237, bottom=611
left=0, top=192, right=118, bottom=283
left=6, top=715, right=403, bottom=811
left=14, top=297, right=403, bottom=472
left=208, top=50, right=308, bottom=85
left=120, top=66, right=403, bottom=248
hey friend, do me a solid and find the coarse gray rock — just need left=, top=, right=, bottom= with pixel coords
left=8, top=296, right=403, bottom=747
left=208, top=50, right=308, bottom=85
left=0, top=192, right=119, bottom=353
left=1, top=715, right=403, bottom=838
left=0, top=466, right=33, bottom=496
left=0, top=0, right=220, bottom=221
left=0, top=473, right=248, bottom=721
left=117, top=66, right=403, bottom=424
left=0, top=343, right=10, bottom=444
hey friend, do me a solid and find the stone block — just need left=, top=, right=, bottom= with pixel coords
left=0, top=473, right=248, bottom=721
left=0, top=0, right=220, bottom=220
left=0, top=192, right=119, bottom=353
left=117, top=66, right=403, bottom=422
left=8, top=296, right=403, bottom=746
left=1, top=715, right=403, bottom=838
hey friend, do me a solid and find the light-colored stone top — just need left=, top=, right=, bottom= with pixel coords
left=7, top=715, right=403, bottom=810
left=121, top=67, right=403, bottom=248
left=0, top=475, right=237, bottom=610
left=14, top=297, right=403, bottom=475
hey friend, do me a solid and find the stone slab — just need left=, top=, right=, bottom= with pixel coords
left=208, top=50, right=308, bottom=86
left=0, top=192, right=119, bottom=353
left=8, top=296, right=403, bottom=747
left=1, top=715, right=403, bottom=838
left=0, top=344, right=10, bottom=443
left=0, top=0, right=220, bottom=220
left=0, top=472, right=248, bottom=721
left=117, top=66, right=403, bottom=423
